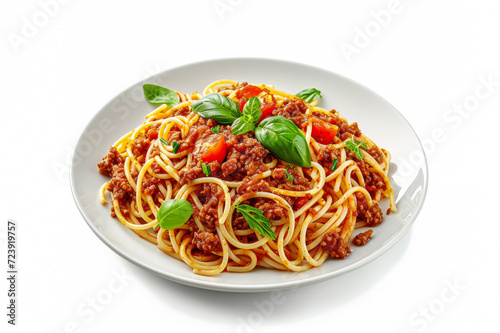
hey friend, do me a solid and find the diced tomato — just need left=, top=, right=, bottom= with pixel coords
left=311, top=120, right=338, bottom=144
left=146, top=127, right=158, bottom=140
left=294, top=197, right=309, bottom=209
left=200, top=134, right=227, bottom=164
left=257, top=95, right=276, bottom=124
left=238, top=98, right=247, bottom=112
left=236, top=85, right=263, bottom=99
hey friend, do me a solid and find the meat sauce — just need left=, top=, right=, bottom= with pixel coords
left=98, top=84, right=388, bottom=259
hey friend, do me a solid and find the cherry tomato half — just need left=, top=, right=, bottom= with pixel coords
left=257, top=95, right=276, bottom=124
left=238, top=98, right=247, bottom=112
left=294, top=197, right=309, bottom=209
left=236, top=85, right=263, bottom=99
left=236, top=85, right=276, bottom=123
left=200, top=134, right=227, bottom=164
left=311, top=120, right=338, bottom=144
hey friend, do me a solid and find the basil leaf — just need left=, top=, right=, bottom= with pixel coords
left=345, top=137, right=367, bottom=160
left=143, top=84, right=179, bottom=106
left=331, top=157, right=338, bottom=172
left=172, top=141, right=180, bottom=154
left=211, top=125, right=220, bottom=134
left=231, top=115, right=255, bottom=136
left=236, top=205, right=276, bottom=240
left=157, top=199, right=194, bottom=230
left=255, top=116, right=311, bottom=168
left=202, top=163, right=210, bottom=177
left=286, top=170, right=294, bottom=182
left=191, top=93, right=241, bottom=124
left=242, top=97, right=262, bottom=122
left=295, top=88, right=322, bottom=103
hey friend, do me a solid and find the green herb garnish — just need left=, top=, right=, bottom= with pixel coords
left=190, top=93, right=241, bottom=124
left=236, top=204, right=276, bottom=240
left=331, top=157, right=338, bottom=172
left=190, top=94, right=312, bottom=168
left=345, top=136, right=368, bottom=160
left=211, top=125, right=220, bottom=134
left=201, top=163, right=210, bottom=177
left=255, top=116, right=311, bottom=168
left=156, top=199, right=194, bottom=230
left=295, top=88, right=322, bottom=103
left=172, top=141, right=180, bottom=154
left=143, top=84, right=179, bottom=106
left=231, top=97, right=262, bottom=135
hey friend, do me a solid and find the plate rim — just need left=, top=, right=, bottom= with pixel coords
left=70, top=56, right=429, bottom=292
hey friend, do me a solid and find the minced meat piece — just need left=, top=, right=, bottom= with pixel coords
left=352, top=229, right=373, bottom=246
left=196, top=183, right=224, bottom=231
left=321, top=230, right=351, bottom=259
left=97, top=146, right=123, bottom=177
left=192, top=231, right=222, bottom=253
left=360, top=202, right=383, bottom=227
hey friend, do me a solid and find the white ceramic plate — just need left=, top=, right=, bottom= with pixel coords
left=70, top=58, right=428, bottom=292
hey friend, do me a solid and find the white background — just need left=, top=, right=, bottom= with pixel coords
left=1, top=0, right=499, bottom=332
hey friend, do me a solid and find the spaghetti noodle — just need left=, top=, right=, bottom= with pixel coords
left=97, top=80, right=396, bottom=276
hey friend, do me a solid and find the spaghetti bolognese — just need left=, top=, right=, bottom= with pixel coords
left=97, top=80, right=396, bottom=276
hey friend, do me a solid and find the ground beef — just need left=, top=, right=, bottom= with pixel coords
left=97, top=147, right=123, bottom=177
left=98, top=146, right=139, bottom=217
left=346, top=150, right=386, bottom=194
left=355, top=192, right=368, bottom=217
left=150, top=161, right=164, bottom=174
left=253, top=198, right=287, bottom=221
left=179, top=165, right=203, bottom=185
left=232, top=215, right=248, bottom=230
left=338, top=119, right=362, bottom=141
left=166, top=131, right=182, bottom=145
left=221, top=135, right=269, bottom=178
left=311, top=111, right=339, bottom=125
left=317, top=145, right=342, bottom=170
left=352, top=229, right=373, bottom=246
left=237, top=174, right=271, bottom=195
left=178, top=121, right=211, bottom=154
left=100, top=148, right=136, bottom=201
left=359, top=202, right=383, bottom=227
left=271, top=167, right=287, bottom=183
left=368, top=147, right=385, bottom=164
left=106, top=162, right=135, bottom=205
left=270, top=165, right=310, bottom=188
left=192, top=231, right=222, bottom=253
left=142, top=176, right=161, bottom=196
left=321, top=230, right=351, bottom=259
left=130, top=135, right=150, bottom=158
left=272, top=98, right=309, bottom=128
left=196, top=183, right=224, bottom=231
left=370, top=172, right=387, bottom=191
